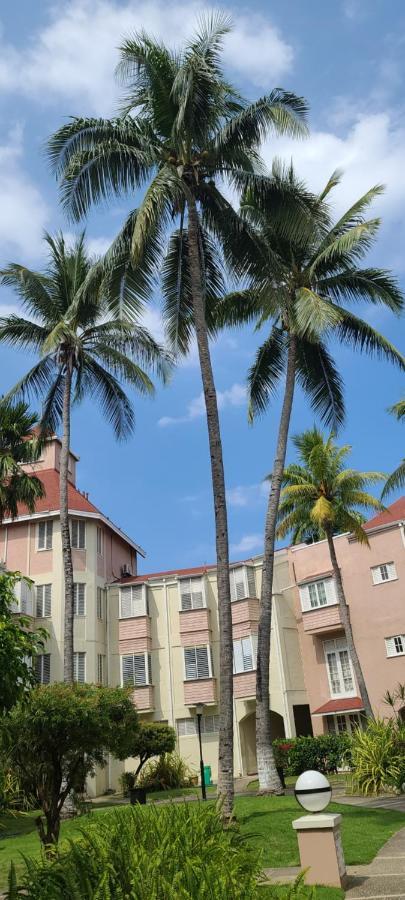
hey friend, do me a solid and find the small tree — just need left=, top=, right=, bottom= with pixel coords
left=128, top=723, right=176, bottom=786
left=0, top=683, right=139, bottom=847
left=0, top=571, right=47, bottom=714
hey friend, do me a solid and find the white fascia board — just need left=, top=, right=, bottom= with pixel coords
left=2, top=509, right=145, bottom=558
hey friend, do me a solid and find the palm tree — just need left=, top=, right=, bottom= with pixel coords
left=0, top=399, right=45, bottom=522
left=215, top=165, right=405, bottom=791
left=277, top=427, right=387, bottom=719
left=47, top=15, right=308, bottom=815
left=0, top=233, right=169, bottom=682
left=381, top=399, right=405, bottom=499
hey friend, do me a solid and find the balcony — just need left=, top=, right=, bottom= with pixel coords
left=302, top=604, right=343, bottom=634
left=119, top=616, right=151, bottom=653
left=132, top=685, right=154, bottom=712
left=184, top=678, right=217, bottom=706
left=179, top=608, right=211, bottom=646
left=233, top=670, right=256, bottom=699
left=12, top=581, right=34, bottom=617
left=231, top=598, right=259, bottom=638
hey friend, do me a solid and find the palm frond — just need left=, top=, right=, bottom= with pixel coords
left=247, top=327, right=286, bottom=420
left=381, top=461, right=405, bottom=499
left=296, top=339, right=345, bottom=429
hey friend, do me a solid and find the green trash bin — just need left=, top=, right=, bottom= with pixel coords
left=203, top=765, right=212, bottom=786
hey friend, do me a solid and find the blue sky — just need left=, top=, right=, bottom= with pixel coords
left=0, top=0, right=404, bottom=572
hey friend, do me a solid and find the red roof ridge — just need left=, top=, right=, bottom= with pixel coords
left=115, top=555, right=262, bottom=584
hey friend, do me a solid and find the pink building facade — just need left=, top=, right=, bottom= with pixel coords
left=287, top=497, right=405, bottom=736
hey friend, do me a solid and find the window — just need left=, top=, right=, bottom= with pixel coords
left=177, top=715, right=220, bottom=736
left=97, top=586, right=106, bottom=620
left=35, top=584, right=52, bottom=618
left=38, top=520, right=53, bottom=550
left=179, top=577, right=204, bottom=610
left=184, top=646, right=212, bottom=680
left=327, top=712, right=363, bottom=735
left=233, top=634, right=258, bottom=673
left=97, top=527, right=103, bottom=556
left=34, top=653, right=51, bottom=684
left=119, top=584, right=149, bottom=618
left=97, top=654, right=106, bottom=684
left=385, top=635, right=405, bottom=657
left=230, top=566, right=256, bottom=602
left=71, top=519, right=86, bottom=550
left=73, top=583, right=86, bottom=616
left=73, top=652, right=86, bottom=683
left=324, top=639, right=355, bottom=696
left=13, top=580, right=34, bottom=615
left=121, top=652, right=152, bottom=687
left=300, top=578, right=337, bottom=611
left=371, top=562, right=397, bottom=585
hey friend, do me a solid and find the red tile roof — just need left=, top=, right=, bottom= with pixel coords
left=16, top=469, right=100, bottom=516
left=312, top=697, right=363, bottom=715
left=116, top=557, right=260, bottom=584
left=364, top=496, right=405, bottom=531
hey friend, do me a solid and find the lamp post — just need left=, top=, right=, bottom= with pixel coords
left=195, top=703, right=206, bottom=800
left=292, top=770, right=347, bottom=888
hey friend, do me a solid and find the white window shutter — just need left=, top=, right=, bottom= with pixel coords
left=131, top=585, right=144, bottom=616
left=385, top=637, right=396, bottom=657
left=42, top=654, right=51, bottom=684
left=44, top=585, right=52, bottom=617
left=122, top=654, right=135, bottom=685
left=191, top=579, right=204, bottom=608
left=325, top=579, right=337, bottom=604
left=20, top=580, right=33, bottom=615
left=241, top=636, right=253, bottom=671
left=38, top=522, right=45, bottom=550
left=134, top=654, right=147, bottom=686
left=120, top=588, right=132, bottom=618
left=46, top=522, right=53, bottom=549
left=184, top=648, right=197, bottom=680
left=196, top=646, right=209, bottom=678
left=71, top=520, right=78, bottom=548
left=251, top=632, right=258, bottom=666
left=371, top=566, right=382, bottom=585
left=233, top=639, right=243, bottom=674
left=36, top=585, right=43, bottom=617
left=232, top=568, right=246, bottom=601
left=246, top=567, right=256, bottom=598
left=299, top=585, right=311, bottom=612
left=387, top=562, right=397, bottom=580
left=147, top=653, right=152, bottom=684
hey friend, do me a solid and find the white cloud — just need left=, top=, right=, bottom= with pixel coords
left=0, top=2, right=294, bottom=116
left=226, top=481, right=268, bottom=508
left=230, top=533, right=263, bottom=555
left=158, top=382, right=246, bottom=426
left=0, top=125, right=49, bottom=263
left=267, top=112, right=405, bottom=232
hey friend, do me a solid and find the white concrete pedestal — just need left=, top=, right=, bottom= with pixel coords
left=292, top=814, right=347, bottom=888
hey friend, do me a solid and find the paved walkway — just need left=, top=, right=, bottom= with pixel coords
left=345, top=827, right=405, bottom=899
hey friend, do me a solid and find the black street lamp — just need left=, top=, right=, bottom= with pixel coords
left=195, top=703, right=206, bottom=800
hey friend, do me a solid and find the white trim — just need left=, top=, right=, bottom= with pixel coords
left=2, top=508, right=145, bottom=558
left=312, top=706, right=364, bottom=717
left=323, top=639, right=356, bottom=699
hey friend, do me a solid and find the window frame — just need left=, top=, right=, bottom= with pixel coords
left=35, top=584, right=52, bottom=618
left=299, top=577, right=337, bottom=611
left=71, top=519, right=86, bottom=550
left=120, top=651, right=152, bottom=688
left=233, top=634, right=258, bottom=674
left=385, top=634, right=405, bottom=657
left=229, top=565, right=256, bottom=603
left=73, top=583, right=86, bottom=617
left=323, top=639, right=356, bottom=698
left=34, top=653, right=51, bottom=684
left=73, top=651, right=86, bottom=683
left=97, top=653, right=106, bottom=685
left=183, top=645, right=213, bottom=681
left=177, top=715, right=220, bottom=736
left=119, top=584, right=149, bottom=618
left=178, top=576, right=206, bottom=611
left=37, top=520, right=53, bottom=551
left=96, top=586, right=106, bottom=620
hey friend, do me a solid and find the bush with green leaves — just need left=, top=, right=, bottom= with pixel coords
left=350, top=718, right=405, bottom=795
left=273, top=734, right=350, bottom=776
left=7, top=803, right=262, bottom=899
left=136, top=751, right=196, bottom=792
left=0, top=570, right=47, bottom=714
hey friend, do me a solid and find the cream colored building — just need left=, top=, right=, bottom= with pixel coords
left=3, top=435, right=311, bottom=792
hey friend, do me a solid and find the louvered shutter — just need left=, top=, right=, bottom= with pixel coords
left=120, top=587, right=132, bottom=618
left=230, top=568, right=246, bottom=601
left=131, top=585, right=144, bottom=616
left=34, top=655, right=41, bottom=682
left=251, top=633, right=258, bottom=667
left=147, top=653, right=152, bottom=684
left=71, top=520, right=78, bottom=548
left=385, top=637, right=396, bottom=657
left=36, top=585, right=43, bottom=617
left=191, top=579, right=204, bottom=608
left=74, top=584, right=85, bottom=616
left=184, top=648, right=197, bottom=680
left=233, top=639, right=243, bottom=673
left=44, top=585, right=52, bottom=617
left=122, top=654, right=135, bottom=685
left=325, top=579, right=337, bottom=604
left=97, top=587, right=102, bottom=619
left=145, top=589, right=150, bottom=616
left=38, top=522, right=46, bottom=550
left=372, top=565, right=385, bottom=585
left=74, top=652, right=86, bottom=683
left=246, top=567, right=256, bottom=598
left=387, top=562, right=397, bottom=580
left=134, top=654, right=147, bottom=686
left=180, top=580, right=192, bottom=610
left=42, top=654, right=51, bottom=684
left=46, top=522, right=53, bottom=549
left=299, top=584, right=311, bottom=611
left=242, top=637, right=254, bottom=671
left=196, top=646, right=210, bottom=678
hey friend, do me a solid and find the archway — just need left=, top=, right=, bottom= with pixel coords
left=239, top=710, right=285, bottom=776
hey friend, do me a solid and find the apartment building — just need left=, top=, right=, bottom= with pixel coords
left=287, top=497, right=405, bottom=737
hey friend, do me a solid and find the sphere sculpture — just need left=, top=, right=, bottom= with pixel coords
left=294, top=770, right=332, bottom=813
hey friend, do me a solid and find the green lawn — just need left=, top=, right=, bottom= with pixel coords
left=0, top=793, right=403, bottom=892
left=260, top=888, right=343, bottom=899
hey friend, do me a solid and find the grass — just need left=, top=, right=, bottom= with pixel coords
left=0, top=793, right=403, bottom=891
left=260, top=888, right=343, bottom=899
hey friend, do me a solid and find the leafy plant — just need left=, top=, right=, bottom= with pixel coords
left=137, top=752, right=196, bottom=792
left=6, top=803, right=262, bottom=898
left=273, top=735, right=350, bottom=776
left=350, top=718, right=403, bottom=795
left=0, top=570, right=48, bottom=714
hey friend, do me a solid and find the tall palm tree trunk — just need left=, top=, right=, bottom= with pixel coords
left=256, top=334, right=297, bottom=792
left=325, top=529, right=373, bottom=719
left=187, top=194, right=234, bottom=818
left=60, top=362, right=75, bottom=683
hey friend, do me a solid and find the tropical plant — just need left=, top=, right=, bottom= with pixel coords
left=278, top=427, right=388, bottom=719
left=216, top=166, right=404, bottom=791
left=136, top=751, right=196, bottom=792
left=47, top=15, right=308, bottom=816
left=0, top=233, right=169, bottom=682
left=273, top=734, right=351, bottom=776
left=125, top=722, right=176, bottom=786
left=383, top=682, right=405, bottom=724
left=0, top=570, right=47, bottom=714
left=381, top=398, right=405, bottom=499
left=0, top=399, right=44, bottom=523
left=350, top=718, right=405, bottom=795
left=0, top=683, right=140, bottom=847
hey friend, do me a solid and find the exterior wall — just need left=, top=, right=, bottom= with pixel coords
left=288, top=523, right=405, bottom=733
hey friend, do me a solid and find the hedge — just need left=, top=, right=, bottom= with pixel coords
left=273, top=733, right=351, bottom=776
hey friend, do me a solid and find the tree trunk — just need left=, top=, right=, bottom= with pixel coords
left=256, top=334, right=297, bottom=792
left=187, top=194, right=234, bottom=818
left=325, top=528, right=374, bottom=719
left=61, top=362, right=74, bottom=683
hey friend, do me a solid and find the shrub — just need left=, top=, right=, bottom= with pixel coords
left=350, top=718, right=404, bottom=795
left=273, top=734, right=350, bottom=776
left=7, top=803, right=262, bottom=899
left=137, top=751, right=196, bottom=791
